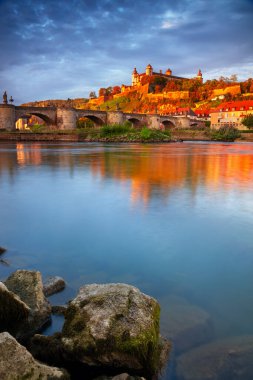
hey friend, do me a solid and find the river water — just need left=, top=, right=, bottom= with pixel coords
left=1, top=141, right=253, bottom=379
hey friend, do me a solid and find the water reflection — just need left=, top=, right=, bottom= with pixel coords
left=1, top=142, right=253, bottom=205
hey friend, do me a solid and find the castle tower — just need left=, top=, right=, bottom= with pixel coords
left=166, top=68, right=172, bottom=76
left=196, top=69, right=203, bottom=82
left=146, top=64, right=153, bottom=76
left=132, top=68, right=139, bottom=86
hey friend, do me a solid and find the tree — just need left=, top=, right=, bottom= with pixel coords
left=99, top=88, right=106, bottom=97
left=242, top=114, right=253, bottom=129
left=111, top=86, right=121, bottom=95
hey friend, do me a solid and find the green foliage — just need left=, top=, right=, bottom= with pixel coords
left=140, top=127, right=171, bottom=141
left=140, top=127, right=152, bottom=139
left=100, top=122, right=132, bottom=136
left=99, top=96, right=130, bottom=111
left=205, top=120, right=211, bottom=127
left=242, top=114, right=253, bottom=129
left=29, top=124, right=46, bottom=133
left=210, top=126, right=241, bottom=141
left=76, top=118, right=94, bottom=128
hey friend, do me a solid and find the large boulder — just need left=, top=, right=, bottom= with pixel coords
left=160, top=296, right=213, bottom=353
left=176, top=335, right=253, bottom=380
left=61, top=283, right=169, bottom=377
left=0, top=282, right=30, bottom=335
left=0, top=332, right=69, bottom=379
left=5, top=270, right=51, bottom=338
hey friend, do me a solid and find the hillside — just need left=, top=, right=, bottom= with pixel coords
left=22, top=74, right=253, bottom=115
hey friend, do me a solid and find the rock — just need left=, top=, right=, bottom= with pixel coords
left=0, top=282, right=30, bottom=335
left=43, top=276, right=66, bottom=297
left=52, top=305, right=67, bottom=315
left=0, top=258, right=10, bottom=266
left=0, top=332, right=69, bottom=379
left=93, top=374, right=146, bottom=380
left=176, top=335, right=253, bottom=380
left=160, top=296, right=213, bottom=353
left=30, top=333, right=66, bottom=366
left=0, top=246, right=6, bottom=255
left=61, top=283, right=169, bottom=377
left=5, top=270, right=51, bottom=339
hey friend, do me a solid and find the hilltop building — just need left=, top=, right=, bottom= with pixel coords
left=131, top=64, right=203, bottom=86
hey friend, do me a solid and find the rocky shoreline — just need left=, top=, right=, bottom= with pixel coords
left=0, top=265, right=170, bottom=380
left=1, top=246, right=253, bottom=380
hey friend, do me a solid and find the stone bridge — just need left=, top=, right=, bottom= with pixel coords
left=0, top=103, right=192, bottom=131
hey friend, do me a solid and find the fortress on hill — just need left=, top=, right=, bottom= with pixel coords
left=131, top=64, right=203, bottom=86
left=89, top=64, right=204, bottom=106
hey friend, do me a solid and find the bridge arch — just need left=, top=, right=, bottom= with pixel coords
left=16, top=112, right=53, bottom=126
left=161, top=119, right=177, bottom=129
left=127, top=117, right=142, bottom=128
left=80, top=114, right=104, bottom=126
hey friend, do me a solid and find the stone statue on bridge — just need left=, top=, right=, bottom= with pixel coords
left=3, top=91, right=8, bottom=104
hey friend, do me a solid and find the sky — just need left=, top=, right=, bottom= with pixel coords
left=0, top=0, right=253, bottom=104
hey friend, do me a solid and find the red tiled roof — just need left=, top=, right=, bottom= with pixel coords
left=176, top=107, right=191, bottom=112
left=211, top=100, right=253, bottom=113
left=194, top=109, right=211, bottom=115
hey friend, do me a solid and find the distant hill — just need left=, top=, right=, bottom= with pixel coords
left=21, top=98, right=89, bottom=108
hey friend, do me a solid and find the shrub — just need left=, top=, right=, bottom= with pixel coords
left=100, top=122, right=132, bottom=136
left=140, top=127, right=152, bottom=139
left=242, top=114, right=253, bottom=129
left=210, top=126, right=241, bottom=141
left=76, top=118, right=94, bottom=128
left=140, top=127, right=171, bottom=141
left=29, top=124, right=46, bottom=133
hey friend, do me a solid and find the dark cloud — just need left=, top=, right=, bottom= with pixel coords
left=0, top=0, right=252, bottom=103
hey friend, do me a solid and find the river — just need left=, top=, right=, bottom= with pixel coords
left=1, top=141, right=253, bottom=379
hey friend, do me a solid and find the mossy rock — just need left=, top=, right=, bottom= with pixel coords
left=0, top=282, right=30, bottom=335
left=0, top=332, right=69, bottom=380
left=61, top=284, right=169, bottom=377
left=5, top=270, right=51, bottom=339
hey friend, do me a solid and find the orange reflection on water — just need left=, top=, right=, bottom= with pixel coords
left=16, top=143, right=42, bottom=166
left=1, top=142, right=253, bottom=204
left=88, top=144, right=253, bottom=204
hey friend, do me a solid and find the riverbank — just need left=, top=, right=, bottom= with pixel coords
left=0, top=128, right=172, bottom=143
left=0, top=129, right=253, bottom=142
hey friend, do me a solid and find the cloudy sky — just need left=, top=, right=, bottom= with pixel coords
left=0, top=0, right=253, bottom=104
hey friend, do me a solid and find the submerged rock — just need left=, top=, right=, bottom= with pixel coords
left=176, top=335, right=253, bottom=380
left=0, top=258, right=10, bottom=266
left=43, top=276, right=66, bottom=297
left=93, top=374, right=146, bottom=380
left=160, top=296, right=213, bottom=353
left=61, top=283, right=169, bottom=377
left=52, top=305, right=67, bottom=315
left=5, top=270, right=51, bottom=339
left=0, top=246, right=6, bottom=255
left=0, top=332, right=69, bottom=380
left=0, top=282, right=30, bottom=335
